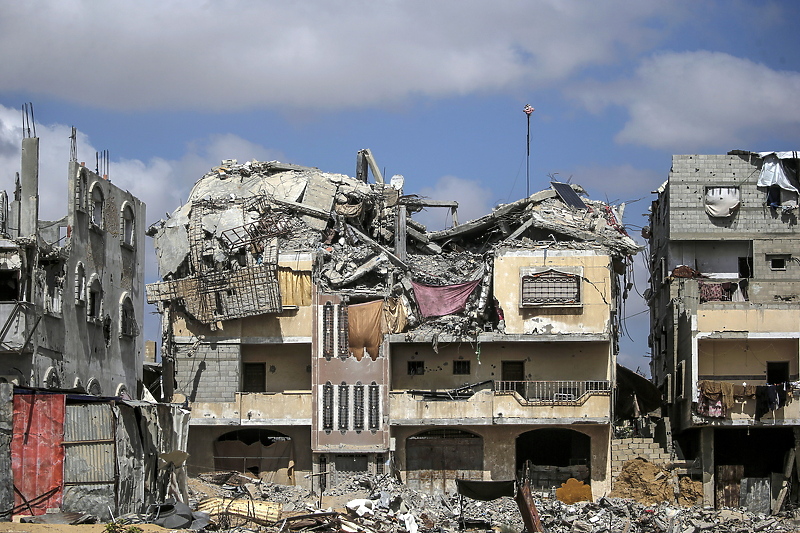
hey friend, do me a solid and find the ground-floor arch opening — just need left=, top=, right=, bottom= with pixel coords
left=214, top=428, right=294, bottom=484
left=516, top=428, right=591, bottom=489
left=406, top=428, right=483, bottom=494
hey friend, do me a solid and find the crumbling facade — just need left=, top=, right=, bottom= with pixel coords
left=148, top=151, right=640, bottom=497
left=647, top=151, right=800, bottom=509
left=0, top=135, right=146, bottom=397
left=0, top=131, right=157, bottom=520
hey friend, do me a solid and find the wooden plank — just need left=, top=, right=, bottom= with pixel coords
left=716, top=465, right=743, bottom=508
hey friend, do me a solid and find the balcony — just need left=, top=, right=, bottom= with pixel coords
left=494, top=380, right=611, bottom=405
left=390, top=380, right=612, bottom=425
left=190, top=391, right=313, bottom=426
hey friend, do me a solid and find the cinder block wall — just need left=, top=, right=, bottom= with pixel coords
left=611, top=437, right=671, bottom=484
left=175, top=343, right=241, bottom=402
left=667, top=153, right=798, bottom=238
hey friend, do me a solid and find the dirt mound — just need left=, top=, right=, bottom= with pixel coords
left=611, top=458, right=673, bottom=504
left=677, top=476, right=703, bottom=507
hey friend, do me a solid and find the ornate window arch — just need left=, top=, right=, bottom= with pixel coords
left=120, top=202, right=135, bottom=246
left=89, top=182, right=104, bottom=228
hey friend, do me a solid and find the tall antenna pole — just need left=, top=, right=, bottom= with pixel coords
left=523, top=104, right=535, bottom=197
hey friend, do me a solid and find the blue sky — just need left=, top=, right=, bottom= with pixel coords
left=1, top=1, right=799, bottom=375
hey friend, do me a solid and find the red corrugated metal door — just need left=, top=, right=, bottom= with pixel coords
left=11, top=392, right=66, bottom=515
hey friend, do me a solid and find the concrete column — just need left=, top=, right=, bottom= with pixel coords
left=394, top=205, right=407, bottom=262
left=19, top=137, right=39, bottom=238
left=0, top=383, right=13, bottom=520
left=700, top=426, right=715, bottom=506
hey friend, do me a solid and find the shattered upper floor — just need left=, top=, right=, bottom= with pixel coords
left=146, top=154, right=641, bottom=337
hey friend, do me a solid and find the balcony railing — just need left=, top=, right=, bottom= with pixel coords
left=494, top=380, right=611, bottom=405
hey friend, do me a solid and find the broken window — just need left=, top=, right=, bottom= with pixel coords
left=43, top=261, right=64, bottom=315
left=767, top=362, right=790, bottom=385
left=408, top=361, right=424, bottom=375
left=322, top=381, right=334, bottom=431
left=453, top=360, right=470, bottom=375
left=242, top=362, right=267, bottom=392
left=121, top=203, right=135, bottom=247
left=675, top=361, right=685, bottom=400
left=120, top=296, right=136, bottom=337
left=704, top=186, right=740, bottom=218
left=0, top=269, right=19, bottom=302
left=75, top=169, right=87, bottom=211
left=520, top=269, right=580, bottom=305
left=368, top=382, right=380, bottom=431
left=90, top=184, right=104, bottom=228
left=87, top=277, right=102, bottom=319
left=74, top=263, right=86, bottom=305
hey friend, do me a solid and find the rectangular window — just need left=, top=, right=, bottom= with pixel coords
left=768, top=255, right=788, bottom=271
left=368, top=383, right=380, bottom=430
left=520, top=270, right=580, bottom=305
left=353, top=383, right=365, bottom=431
left=408, top=361, right=424, bottom=375
left=242, top=363, right=266, bottom=392
left=675, top=361, right=685, bottom=400
left=453, top=360, right=471, bottom=375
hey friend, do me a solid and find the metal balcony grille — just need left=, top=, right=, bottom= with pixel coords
left=494, top=380, right=611, bottom=404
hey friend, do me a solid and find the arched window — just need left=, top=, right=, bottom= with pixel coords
left=75, top=168, right=87, bottom=211
left=121, top=203, right=135, bottom=246
left=90, top=184, right=104, bottom=228
left=87, top=275, right=102, bottom=319
left=120, top=295, right=136, bottom=336
left=75, top=262, right=86, bottom=305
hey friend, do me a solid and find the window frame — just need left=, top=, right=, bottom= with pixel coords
left=120, top=202, right=135, bottom=248
left=519, top=267, right=582, bottom=307
left=89, top=183, right=104, bottom=229
left=408, top=361, right=424, bottom=376
left=452, top=360, right=471, bottom=375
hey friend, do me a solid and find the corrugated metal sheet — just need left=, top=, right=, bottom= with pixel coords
left=11, top=392, right=65, bottom=514
left=64, top=403, right=115, bottom=484
left=64, top=403, right=114, bottom=441
left=64, top=442, right=115, bottom=483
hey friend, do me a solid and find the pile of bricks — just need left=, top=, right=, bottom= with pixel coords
left=611, top=437, right=671, bottom=480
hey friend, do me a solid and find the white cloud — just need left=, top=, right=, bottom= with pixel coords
left=413, top=175, right=494, bottom=231
left=570, top=51, right=800, bottom=151
left=0, top=1, right=672, bottom=111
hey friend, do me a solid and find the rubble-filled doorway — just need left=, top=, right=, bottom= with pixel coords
left=405, top=429, right=483, bottom=494
left=516, top=428, right=591, bottom=489
left=214, top=429, right=295, bottom=484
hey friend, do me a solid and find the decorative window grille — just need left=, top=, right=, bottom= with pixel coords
left=338, top=382, right=349, bottom=431
left=368, top=382, right=380, bottom=430
left=521, top=270, right=580, bottom=305
left=353, top=382, right=365, bottom=431
left=338, top=304, right=349, bottom=359
left=323, top=302, right=334, bottom=359
left=322, top=381, right=334, bottom=430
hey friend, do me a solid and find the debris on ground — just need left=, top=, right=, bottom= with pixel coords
left=175, top=472, right=800, bottom=533
left=610, top=458, right=703, bottom=508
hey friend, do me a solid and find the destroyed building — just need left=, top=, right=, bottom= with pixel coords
left=0, top=129, right=187, bottom=521
left=147, top=149, right=641, bottom=498
left=647, top=150, right=800, bottom=510
left=0, top=134, right=145, bottom=397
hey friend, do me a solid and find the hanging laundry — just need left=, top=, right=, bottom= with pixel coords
left=348, top=300, right=385, bottom=361
left=411, top=279, right=481, bottom=317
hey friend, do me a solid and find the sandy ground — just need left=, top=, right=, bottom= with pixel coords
left=0, top=525, right=185, bottom=533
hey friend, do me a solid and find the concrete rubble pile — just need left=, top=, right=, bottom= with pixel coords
left=183, top=473, right=800, bottom=533
left=146, top=153, right=640, bottom=339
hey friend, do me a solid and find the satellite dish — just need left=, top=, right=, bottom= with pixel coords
left=390, top=174, right=405, bottom=191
